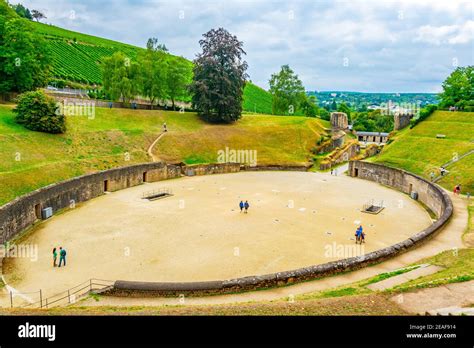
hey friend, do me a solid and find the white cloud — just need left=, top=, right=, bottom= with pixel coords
left=11, top=0, right=474, bottom=92
left=414, top=21, right=474, bottom=45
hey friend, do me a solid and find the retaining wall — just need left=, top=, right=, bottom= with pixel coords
left=0, top=161, right=453, bottom=297
left=0, top=162, right=241, bottom=244
left=109, top=161, right=452, bottom=297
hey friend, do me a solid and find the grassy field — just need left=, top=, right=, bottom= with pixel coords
left=372, top=110, right=474, bottom=192
left=0, top=105, right=327, bottom=205
left=154, top=114, right=328, bottom=165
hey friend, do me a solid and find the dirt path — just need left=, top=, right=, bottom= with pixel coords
left=390, top=280, right=474, bottom=315
left=79, top=190, right=468, bottom=308
left=147, top=132, right=166, bottom=162
left=366, top=264, right=444, bottom=291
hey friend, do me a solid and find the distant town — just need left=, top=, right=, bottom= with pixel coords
left=307, top=91, right=438, bottom=111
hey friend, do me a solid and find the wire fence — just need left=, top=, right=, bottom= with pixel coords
left=0, top=278, right=114, bottom=309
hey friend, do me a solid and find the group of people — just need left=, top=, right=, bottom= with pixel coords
left=355, top=225, right=365, bottom=244
left=239, top=200, right=250, bottom=213
left=52, top=247, right=67, bottom=267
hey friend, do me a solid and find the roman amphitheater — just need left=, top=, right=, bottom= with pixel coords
left=0, top=160, right=455, bottom=308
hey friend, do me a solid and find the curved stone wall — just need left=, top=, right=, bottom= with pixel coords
left=110, top=161, right=453, bottom=297
left=0, top=160, right=453, bottom=297
left=0, top=162, right=240, bottom=244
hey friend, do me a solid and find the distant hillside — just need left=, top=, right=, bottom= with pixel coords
left=372, top=111, right=474, bottom=192
left=308, top=91, right=438, bottom=109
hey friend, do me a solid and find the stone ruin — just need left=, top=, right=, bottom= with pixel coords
left=331, top=130, right=345, bottom=148
left=330, top=112, right=348, bottom=130
left=393, top=113, right=412, bottom=131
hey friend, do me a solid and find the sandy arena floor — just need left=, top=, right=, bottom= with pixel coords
left=2, top=171, right=432, bottom=301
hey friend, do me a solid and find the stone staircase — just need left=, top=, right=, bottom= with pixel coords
left=426, top=306, right=474, bottom=316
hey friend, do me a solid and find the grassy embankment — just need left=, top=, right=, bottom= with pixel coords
left=0, top=105, right=327, bottom=205
left=372, top=110, right=474, bottom=192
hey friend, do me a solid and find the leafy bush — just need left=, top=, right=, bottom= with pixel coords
left=14, top=90, right=66, bottom=134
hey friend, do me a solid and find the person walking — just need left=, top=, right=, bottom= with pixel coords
left=52, top=247, right=57, bottom=267
left=58, top=247, right=67, bottom=267
left=244, top=200, right=250, bottom=214
left=163, top=122, right=167, bottom=132
left=239, top=200, right=244, bottom=213
left=355, top=226, right=361, bottom=244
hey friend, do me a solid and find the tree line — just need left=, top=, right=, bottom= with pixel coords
left=2, top=0, right=472, bottom=132
left=101, top=37, right=191, bottom=110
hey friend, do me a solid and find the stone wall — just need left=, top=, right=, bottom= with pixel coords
left=0, top=162, right=238, bottom=244
left=394, top=113, right=412, bottom=131
left=348, top=161, right=450, bottom=217
left=330, top=112, right=348, bottom=130
left=319, top=142, right=360, bottom=170
left=106, top=161, right=452, bottom=297
left=0, top=161, right=452, bottom=297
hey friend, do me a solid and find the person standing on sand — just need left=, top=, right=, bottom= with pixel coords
left=239, top=200, right=244, bottom=213
left=58, top=247, right=67, bottom=267
left=52, top=247, right=57, bottom=267
left=244, top=200, right=249, bottom=214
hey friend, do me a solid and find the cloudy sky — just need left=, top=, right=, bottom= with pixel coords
left=14, top=0, right=474, bottom=92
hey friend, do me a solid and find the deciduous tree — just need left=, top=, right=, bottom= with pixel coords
left=269, top=65, right=306, bottom=115
left=189, top=28, right=248, bottom=123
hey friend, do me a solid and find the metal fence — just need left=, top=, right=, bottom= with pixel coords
left=1, top=278, right=114, bottom=309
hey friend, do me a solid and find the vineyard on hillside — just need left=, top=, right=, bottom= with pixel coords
left=32, top=21, right=275, bottom=113
left=242, top=83, right=273, bottom=114
left=33, top=21, right=185, bottom=86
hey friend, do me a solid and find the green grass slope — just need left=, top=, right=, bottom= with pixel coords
left=154, top=114, right=328, bottom=165
left=242, top=83, right=273, bottom=114
left=0, top=105, right=327, bottom=205
left=373, top=110, right=474, bottom=192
